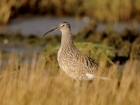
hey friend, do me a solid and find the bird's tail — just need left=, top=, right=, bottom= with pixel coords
left=96, top=76, right=110, bottom=80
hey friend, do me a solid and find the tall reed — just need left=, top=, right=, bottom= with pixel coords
left=0, top=51, right=139, bottom=105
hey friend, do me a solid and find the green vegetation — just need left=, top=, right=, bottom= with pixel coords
left=0, top=26, right=139, bottom=64
left=0, top=0, right=140, bottom=24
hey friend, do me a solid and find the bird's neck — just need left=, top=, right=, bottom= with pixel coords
left=60, top=31, right=75, bottom=49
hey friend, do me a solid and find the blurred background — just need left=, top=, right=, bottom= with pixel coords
left=0, top=0, right=140, bottom=24
left=0, top=0, right=140, bottom=65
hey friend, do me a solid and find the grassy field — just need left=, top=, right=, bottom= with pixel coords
left=0, top=51, right=140, bottom=105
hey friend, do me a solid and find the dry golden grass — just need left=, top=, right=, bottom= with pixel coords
left=0, top=52, right=139, bottom=105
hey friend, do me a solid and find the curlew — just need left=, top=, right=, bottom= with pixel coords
left=43, top=21, right=110, bottom=80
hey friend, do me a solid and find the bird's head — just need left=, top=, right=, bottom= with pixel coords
left=43, top=21, right=71, bottom=36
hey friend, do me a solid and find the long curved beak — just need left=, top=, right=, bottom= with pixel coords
left=43, top=27, right=59, bottom=36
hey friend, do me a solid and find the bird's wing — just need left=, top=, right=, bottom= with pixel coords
left=72, top=52, right=98, bottom=74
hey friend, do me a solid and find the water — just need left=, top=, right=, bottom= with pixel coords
left=96, top=22, right=140, bottom=32
left=0, top=17, right=89, bottom=36
left=0, top=17, right=139, bottom=36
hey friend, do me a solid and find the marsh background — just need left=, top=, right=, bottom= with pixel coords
left=0, top=0, right=140, bottom=105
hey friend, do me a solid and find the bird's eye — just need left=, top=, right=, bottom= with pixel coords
left=62, top=24, right=65, bottom=27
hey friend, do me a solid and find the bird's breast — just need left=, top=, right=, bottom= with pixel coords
left=57, top=48, right=62, bottom=62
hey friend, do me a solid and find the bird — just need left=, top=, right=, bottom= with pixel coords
left=43, top=21, right=110, bottom=80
